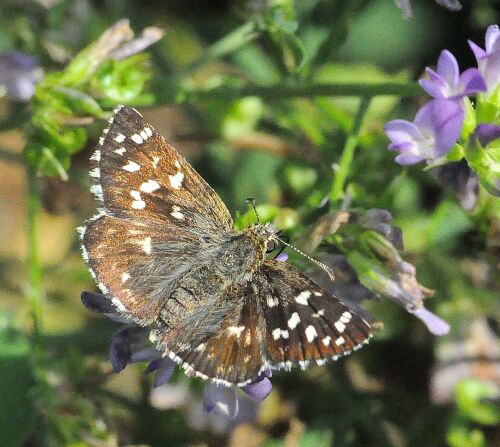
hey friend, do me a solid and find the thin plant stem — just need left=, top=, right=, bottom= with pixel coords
left=181, top=81, right=420, bottom=101
left=330, top=96, right=371, bottom=205
left=27, top=165, right=43, bottom=340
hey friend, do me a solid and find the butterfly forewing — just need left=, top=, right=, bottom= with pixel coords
left=90, top=106, right=233, bottom=230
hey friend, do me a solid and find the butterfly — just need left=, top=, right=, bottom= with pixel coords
left=80, top=106, right=372, bottom=387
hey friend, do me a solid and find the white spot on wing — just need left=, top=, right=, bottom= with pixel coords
left=140, top=180, right=160, bottom=193
left=90, top=150, right=101, bottom=161
left=114, top=133, right=126, bottom=143
left=141, top=236, right=152, bottom=255
left=335, top=336, right=345, bottom=346
left=267, top=296, right=279, bottom=307
left=145, top=127, right=153, bottom=137
left=334, top=321, right=346, bottom=333
left=305, top=325, right=318, bottom=342
left=114, top=147, right=126, bottom=155
left=169, top=171, right=184, bottom=189
left=121, top=272, right=130, bottom=283
left=288, top=312, right=300, bottom=329
left=170, top=205, right=184, bottom=220
left=312, top=309, right=325, bottom=318
left=272, top=328, right=289, bottom=340
left=131, top=133, right=143, bottom=144
left=89, top=167, right=100, bottom=178
left=123, top=160, right=140, bottom=172
left=295, top=290, right=311, bottom=305
left=227, top=326, right=245, bottom=337
left=112, top=297, right=127, bottom=312
left=152, top=156, right=160, bottom=169
left=322, top=336, right=331, bottom=346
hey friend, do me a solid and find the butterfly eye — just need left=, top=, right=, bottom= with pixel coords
left=266, top=240, right=277, bottom=254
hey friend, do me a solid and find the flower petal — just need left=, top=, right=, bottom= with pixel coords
left=485, top=24, right=500, bottom=54
left=431, top=100, right=464, bottom=156
left=468, top=40, right=486, bottom=61
left=109, top=326, right=133, bottom=373
left=242, top=377, right=272, bottom=402
left=130, top=348, right=160, bottom=363
left=475, top=124, right=500, bottom=147
left=419, top=77, right=447, bottom=99
left=154, top=359, right=176, bottom=387
left=458, top=68, right=486, bottom=96
left=408, top=306, right=450, bottom=336
left=394, top=154, right=426, bottom=165
left=275, top=252, right=288, bottom=262
left=81, top=291, right=115, bottom=314
left=203, top=383, right=239, bottom=418
left=384, top=119, right=423, bottom=144
left=481, top=49, right=500, bottom=92
left=436, top=50, right=459, bottom=89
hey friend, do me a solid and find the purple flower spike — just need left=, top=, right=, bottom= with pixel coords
left=203, top=383, right=239, bottom=418
left=242, top=376, right=272, bottom=401
left=469, top=25, right=500, bottom=93
left=408, top=306, right=450, bottom=336
left=385, top=99, right=464, bottom=164
left=419, top=50, right=486, bottom=100
left=475, top=124, right=500, bottom=147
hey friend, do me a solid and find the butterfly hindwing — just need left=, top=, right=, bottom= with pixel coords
left=151, top=282, right=263, bottom=386
left=259, top=261, right=372, bottom=369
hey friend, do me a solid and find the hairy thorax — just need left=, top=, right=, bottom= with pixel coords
left=159, top=223, right=277, bottom=327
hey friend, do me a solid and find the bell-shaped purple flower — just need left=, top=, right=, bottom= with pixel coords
left=419, top=50, right=486, bottom=100
left=469, top=24, right=500, bottom=94
left=384, top=99, right=464, bottom=165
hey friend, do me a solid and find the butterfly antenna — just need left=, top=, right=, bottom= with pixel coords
left=246, top=197, right=261, bottom=224
left=275, top=235, right=335, bottom=281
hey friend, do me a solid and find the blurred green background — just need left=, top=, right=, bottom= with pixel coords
left=0, top=1, right=498, bottom=446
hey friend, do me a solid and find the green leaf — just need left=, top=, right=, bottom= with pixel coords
left=0, top=318, right=36, bottom=447
left=455, top=379, right=500, bottom=425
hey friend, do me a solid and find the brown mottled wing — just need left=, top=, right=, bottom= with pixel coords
left=81, top=106, right=234, bottom=324
left=259, top=261, right=372, bottom=370
left=81, top=214, right=200, bottom=323
left=88, top=106, right=233, bottom=230
left=151, top=281, right=263, bottom=386
left=149, top=261, right=372, bottom=387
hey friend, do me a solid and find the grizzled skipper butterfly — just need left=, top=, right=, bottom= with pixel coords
left=80, top=106, right=372, bottom=387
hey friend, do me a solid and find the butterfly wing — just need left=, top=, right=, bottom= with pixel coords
left=81, top=106, right=234, bottom=323
left=88, top=106, right=233, bottom=230
left=151, top=281, right=263, bottom=386
left=259, top=260, right=372, bottom=370
left=151, top=260, right=371, bottom=386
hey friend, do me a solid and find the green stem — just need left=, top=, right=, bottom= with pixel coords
left=330, top=96, right=371, bottom=205
left=179, top=81, right=420, bottom=102
left=27, top=165, right=43, bottom=339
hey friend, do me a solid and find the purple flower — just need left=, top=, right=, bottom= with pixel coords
left=81, top=291, right=273, bottom=418
left=469, top=24, right=500, bottom=93
left=419, top=50, right=486, bottom=100
left=407, top=307, right=450, bottom=336
left=0, top=52, right=43, bottom=101
left=385, top=99, right=464, bottom=164
left=474, top=123, right=500, bottom=147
